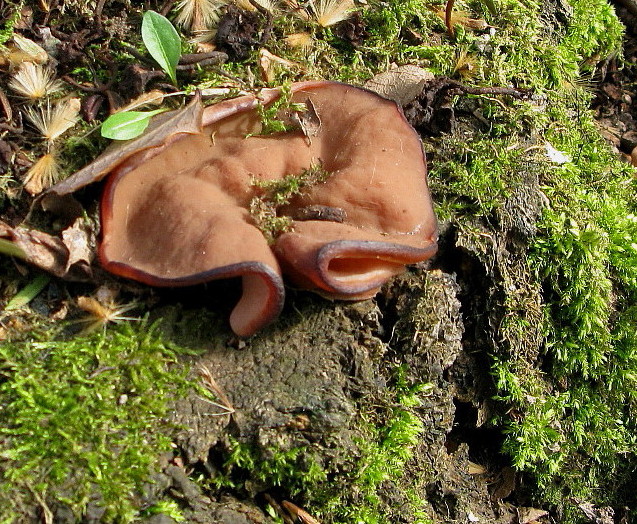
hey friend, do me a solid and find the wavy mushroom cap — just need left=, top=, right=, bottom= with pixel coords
left=98, top=81, right=438, bottom=336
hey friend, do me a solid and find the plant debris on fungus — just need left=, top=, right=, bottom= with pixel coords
left=43, top=81, right=438, bottom=336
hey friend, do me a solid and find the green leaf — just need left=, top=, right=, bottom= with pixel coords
left=141, top=10, right=181, bottom=85
left=101, top=109, right=166, bottom=141
left=5, top=274, right=51, bottom=311
left=0, top=238, right=26, bottom=259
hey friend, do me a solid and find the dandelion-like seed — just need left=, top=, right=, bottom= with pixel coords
left=196, top=364, right=235, bottom=415
left=175, top=0, right=221, bottom=30
left=8, top=62, right=63, bottom=101
left=23, top=152, right=61, bottom=195
left=25, top=97, right=80, bottom=143
left=75, top=295, right=139, bottom=334
left=190, top=29, right=218, bottom=46
left=306, top=0, right=355, bottom=27
left=284, top=31, right=314, bottom=50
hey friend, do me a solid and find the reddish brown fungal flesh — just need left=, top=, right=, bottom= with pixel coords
left=98, top=81, right=438, bottom=336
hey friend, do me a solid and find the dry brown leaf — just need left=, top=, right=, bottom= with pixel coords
left=433, top=9, right=489, bottom=31
left=364, top=64, right=434, bottom=106
left=0, top=87, right=12, bottom=120
left=578, top=502, right=615, bottom=524
left=61, top=218, right=95, bottom=273
left=289, top=98, right=321, bottom=144
left=491, top=466, right=517, bottom=500
left=259, top=49, right=276, bottom=83
left=0, top=220, right=92, bottom=281
left=115, top=89, right=166, bottom=113
left=259, top=48, right=304, bottom=83
left=281, top=500, right=321, bottom=524
left=0, top=34, right=48, bottom=68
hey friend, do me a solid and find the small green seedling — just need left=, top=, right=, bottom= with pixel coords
left=101, top=11, right=181, bottom=140
left=101, top=108, right=166, bottom=140
left=0, top=238, right=26, bottom=259
left=5, top=274, right=51, bottom=311
left=141, top=10, right=181, bottom=85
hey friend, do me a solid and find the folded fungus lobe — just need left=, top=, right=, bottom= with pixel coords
left=92, top=81, right=438, bottom=336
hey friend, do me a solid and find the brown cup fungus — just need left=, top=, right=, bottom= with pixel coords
left=58, top=81, right=438, bottom=336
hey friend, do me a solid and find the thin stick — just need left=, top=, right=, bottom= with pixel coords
left=445, top=0, right=456, bottom=36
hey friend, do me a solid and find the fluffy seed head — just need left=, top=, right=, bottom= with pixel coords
left=25, top=98, right=80, bottom=143
left=307, top=0, right=355, bottom=27
left=284, top=32, right=314, bottom=50
left=174, top=0, right=221, bottom=30
left=8, top=62, right=63, bottom=101
left=75, top=295, right=139, bottom=334
left=23, top=152, right=61, bottom=195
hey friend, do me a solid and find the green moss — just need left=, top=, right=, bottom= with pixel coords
left=211, top=438, right=327, bottom=497
left=478, top=26, right=637, bottom=524
left=249, top=82, right=308, bottom=136
left=0, top=1, right=22, bottom=47
left=139, top=500, right=186, bottom=522
left=206, top=369, right=432, bottom=523
left=362, top=0, right=441, bottom=63
left=429, top=134, right=540, bottom=219
left=249, top=163, right=330, bottom=242
left=508, top=99, right=637, bottom=515
left=0, top=321, right=201, bottom=521
left=388, top=0, right=637, bottom=519
left=322, top=372, right=432, bottom=524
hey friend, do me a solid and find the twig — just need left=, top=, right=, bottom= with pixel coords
left=28, top=487, right=53, bottom=524
left=61, top=76, right=105, bottom=93
left=210, top=67, right=254, bottom=91
left=263, top=494, right=295, bottom=524
left=61, top=61, right=117, bottom=93
left=179, top=51, right=228, bottom=65
left=94, top=0, right=108, bottom=32
left=177, top=58, right=231, bottom=71
left=160, top=0, right=176, bottom=16
left=0, top=88, right=12, bottom=122
left=0, top=122, right=22, bottom=133
left=445, top=0, right=456, bottom=36
left=113, top=41, right=157, bottom=67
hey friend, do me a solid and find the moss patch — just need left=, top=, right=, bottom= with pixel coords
left=419, top=0, right=637, bottom=519
left=0, top=321, right=201, bottom=521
